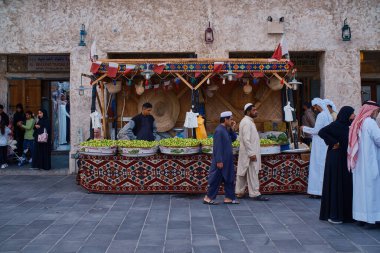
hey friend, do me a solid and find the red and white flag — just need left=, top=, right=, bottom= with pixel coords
left=123, top=64, right=136, bottom=75
left=253, top=72, right=264, bottom=78
left=235, top=73, right=244, bottom=79
left=90, top=61, right=102, bottom=74
left=107, top=62, right=119, bottom=78
left=153, top=63, right=166, bottom=74
left=271, top=35, right=289, bottom=60
left=213, top=62, right=224, bottom=73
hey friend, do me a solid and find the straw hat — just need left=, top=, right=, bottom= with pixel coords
left=138, top=90, right=180, bottom=132
left=105, top=81, right=122, bottom=94
left=266, top=77, right=283, bottom=91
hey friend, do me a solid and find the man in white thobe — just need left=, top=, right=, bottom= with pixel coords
left=301, top=98, right=333, bottom=197
left=324, top=99, right=338, bottom=121
left=235, top=103, right=269, bottom=201
left=348, top=101, right=380, bottom=226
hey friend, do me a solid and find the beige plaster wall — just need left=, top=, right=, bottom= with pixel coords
left=0, top=0, right=379, bottom=172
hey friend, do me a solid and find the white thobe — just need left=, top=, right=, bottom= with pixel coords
left=236, top=116, right=261, bottom=197
left=58, top=103, right=69, bottom=145
left=352, top=118, right=380, bottom=223
left=303, top=111, right=333, bottom=195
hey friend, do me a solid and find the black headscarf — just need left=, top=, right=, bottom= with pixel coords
left=34, top=109, right=50, bottom=138
left=336, top=106, right=355, bottom=127
left=13, top=103, right=26, bottom=129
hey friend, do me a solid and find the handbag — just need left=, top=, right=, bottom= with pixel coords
left=37, top=128, right=48, bottom=143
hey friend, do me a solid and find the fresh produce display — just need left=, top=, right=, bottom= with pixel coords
left=266, top=133, right=289, bottom=145
left=232, top=140, right=240, bottom=148
left=80, top=139, right=117, bottom=147
left=117, top=140, right=159, bottom=148
left=200, top=138, right=213, bottom=146
left=260, top=139, right=278, bottom=146
left=159, top=138, right=200, bottom=147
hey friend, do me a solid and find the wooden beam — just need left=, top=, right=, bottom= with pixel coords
left=194, top=73, right=213, bottom=90
left=176, top=87, right=189, bottom=99
left=96, top=89, right=103, bottom=115
left=175, top=73, right=193, bottom=90
left=91, top=73, right=107, bottom=85
left=100, top=82, right=107, bottom=138
left=214, top=93, right=244, bottom=120
left=273, top=72, right=292, bottom=89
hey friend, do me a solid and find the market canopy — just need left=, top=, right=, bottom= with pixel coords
left=89, top=58, right=294, bottom=90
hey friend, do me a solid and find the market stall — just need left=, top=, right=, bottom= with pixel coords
left=77, top=58, right=309, bottom=194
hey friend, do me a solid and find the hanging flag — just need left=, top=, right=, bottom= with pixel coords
left=90, top=61, right=102, bottom=74
left=107, top=62, right=119, bottom=78
left=145, top=80, right=150, bottom=89
left=90, top=40, right=97, bottom=62
left=213, top=62, right=224, bottom=73
left=235, top=73, right=244, bottom=79
left=154, top=83, right=160, bottom=94
left=153, top=63, right=166, bottom=74
left=271, top=35, right=289, bottom=60
left=253, top=72, right=264, bottom=78
left=195, top=72, right=201, bottom=78
left=287, top=60, right=295, bottom=68
left=163, top=81, right=170, bottom=91
left=123, top=64, right=136, bottom=75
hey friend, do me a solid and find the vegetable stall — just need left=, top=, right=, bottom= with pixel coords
left=76, top=58, right=310, bottom=194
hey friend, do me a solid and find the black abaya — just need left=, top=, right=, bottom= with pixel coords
left=318, top=106, right=354, bottom=222
left=32, top=110, right=51, bottom=170
left=13, top=111, right=26, bottom=155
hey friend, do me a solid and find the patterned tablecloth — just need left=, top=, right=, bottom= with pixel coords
left=77, top=153, right=309, bottom=194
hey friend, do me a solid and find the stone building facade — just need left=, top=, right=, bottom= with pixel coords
left=0, top=0, right=379, bottom=173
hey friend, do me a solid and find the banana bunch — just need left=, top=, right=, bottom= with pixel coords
left=80, top=139, right=117, bottom=147
left=117, top=140, right=158, bottom=148
left=159, top=138, right=200, bottom=147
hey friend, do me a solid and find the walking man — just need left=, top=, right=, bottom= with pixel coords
left=236, top=103, right=269, bottom=201
left=203, top=111, right=239, bottom=205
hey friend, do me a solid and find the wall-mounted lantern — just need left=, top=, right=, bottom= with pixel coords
left=79, top=24, right=87, bottom=46
left=205, top=22, right=214, bottom=44
left=342, top=18, right=351, bottom=41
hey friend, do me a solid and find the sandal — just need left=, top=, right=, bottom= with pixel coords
left=252, top=195, right=269, bottom=201
left=203, top=199, right=219, bottom=205
left=224, top=199, right=240, bottom=204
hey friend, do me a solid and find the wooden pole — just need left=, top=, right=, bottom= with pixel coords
left=175, top=73, right=193, bottom=90
left=273, top=72, right=292, bottom=89
left=194, top=73, right=213, bottom=90
left=100, top=82, right=107, bottom=139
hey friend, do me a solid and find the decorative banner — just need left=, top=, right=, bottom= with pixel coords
left=123, top=64, right=136, bottom=75
left=213, top=62, right=224, bottom=73
left=90, top=61, right=102, bottom=74
left=153, top=63, right=166, bottom=74
left=107, top=62, right=119, bottom=78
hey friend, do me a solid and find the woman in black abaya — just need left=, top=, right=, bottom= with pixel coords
left=32, top=109, right=51, bottom=170
left=318, top=106, right=355, bottom=224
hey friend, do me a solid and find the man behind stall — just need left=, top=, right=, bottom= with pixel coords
left=117, top=102, right=159, bottom=141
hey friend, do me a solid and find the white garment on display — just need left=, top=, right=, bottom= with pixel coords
left=58, top=102, right=69, bottom=145
left=302, top=99, right=333, bottom=196
left=184, top=111, right=199, bottom=128
left=283, top=101, right=294, bottom=122
left=90, top=111, right=102, bottom=129
left=352, top=118, right=380, bottom=224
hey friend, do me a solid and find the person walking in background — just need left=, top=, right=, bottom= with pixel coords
left=32, top=109, right=51, bottom=170
left=301, top=98, right=333, bottom=198
left=0, top=104, right=9, bottom=127
left=324, top=99, right=338, bottom=121
left=18, top=111, right=35, bottom=165
left=203, top=111, right=239, bottom=205
left=348, top=101, right=380, bottom=228
left=236, top=103, right=269, bottom=201
left=0, top=122, right=11, bottom=169
left=13, top=103, right=26, bottom=156
left=318, top=106, right=355, bottom=224
left=301, top=102, right=316, bottom=146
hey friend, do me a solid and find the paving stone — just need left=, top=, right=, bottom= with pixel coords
left=107, top=240, right=137, bottom=253
left=166, top=229, right=191, bottom=240
left=239, top=225, right=265, bottom=235
left=192, top=234, right=219, bottom=247
left=42, top=224, right=73, bottom=235
left=135, top=245, right=164, bottom=253
left=327, top=239, right=361, bottom=252
left=0, top=239, right=31, bottom=251
left=273, top=239, right=306, bottom=253
left=21, top=244, right=52, bottom=253
left=219, top=240, right=250, bottom=253
left=164, top=239, right=192, bottom=253
left=193, top=245, right=221, bottom=253
left=50, top=240, right=83, bottom=252
left=77, top=245, right=108, bottom=253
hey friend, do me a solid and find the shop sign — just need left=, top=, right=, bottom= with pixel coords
left=27, top=55, right=70, bottom=72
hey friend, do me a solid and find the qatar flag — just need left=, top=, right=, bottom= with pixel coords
left=107, top=62, right=119, bottom=78
left=213, top=62, right=224, bottom=73
left=90, top=61, right=102, bottom=74
left=153, top=63, right=166, bottom=74
left=123, top=64, right=136, bottom=75
left=271, top=36, right=289, bottom=60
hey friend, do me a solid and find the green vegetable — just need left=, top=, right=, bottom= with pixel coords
left=159, top=138, right=200, bottom=147
left=117, top=140, right=158, bottom=148
left=80, top=139, right=117, bottom=147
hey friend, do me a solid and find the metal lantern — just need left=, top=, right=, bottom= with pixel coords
left=78, top=24, right=87, bottom=46
left=78, top=85, right=85, bottom=96
left=223, top=63, right=236, bottom=81
left=288, top=78, right=302, bottom=91
left=205, top=22, right=214, bottom=44
left=141, top=64, right=154, bottom=80
left=342, top=18, right=351, bottom=41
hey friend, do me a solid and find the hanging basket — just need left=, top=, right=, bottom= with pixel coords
left=105, top=81, right=122, bottom=94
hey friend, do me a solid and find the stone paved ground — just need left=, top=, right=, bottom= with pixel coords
left=0, top=176, right=379, bottom=253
